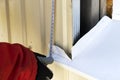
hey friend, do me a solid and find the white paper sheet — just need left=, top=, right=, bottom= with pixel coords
left=52, top=16, right=120, bottom=80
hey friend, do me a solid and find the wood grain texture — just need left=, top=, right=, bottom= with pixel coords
left=106, top=0, right=113, bottom=18
left=0, top=0, right=9, bottom=42
left=25, top=0, right=44, bottom=53
left=8, top=0, right=24, bottom=44
left=54, top=0, right=72, bottom=54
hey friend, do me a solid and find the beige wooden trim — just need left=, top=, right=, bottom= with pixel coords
left=48, top=62, right=97, bottom=80
left=51, top=62, right=97, bottom=80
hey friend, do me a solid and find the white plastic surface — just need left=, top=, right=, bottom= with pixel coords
left=52, top=16, right=120, bottom=80
left=112, top=0, right=120, bottom=20
left=72, top=16, right=112, bottom=59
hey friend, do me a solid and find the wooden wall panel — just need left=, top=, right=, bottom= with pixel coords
left=54, top=0, right=63, bottom=48
left=54, top=0, right=72, bottom=54
left=44, top=0, right=52, bottom=54
left=0, top=0, right=9, bottom=42
left=8, top=0, right=25, bottom=44
left=25, top=0, right=45, bottom=53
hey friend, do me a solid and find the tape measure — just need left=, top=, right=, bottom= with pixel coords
left=49, top=0, right=55, bottom=56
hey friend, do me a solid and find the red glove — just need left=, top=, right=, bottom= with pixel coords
left=0, top=42, right=37, bottom=80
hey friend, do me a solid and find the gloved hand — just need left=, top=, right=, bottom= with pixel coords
left=34, top=52, right=53, bottom=80
left=34, top=52, right=54, bottom=65
left=37, top=56, right=54, bottom=65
